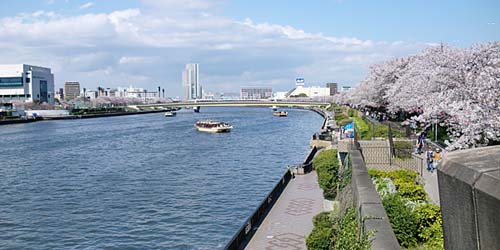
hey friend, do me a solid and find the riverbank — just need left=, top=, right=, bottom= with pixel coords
left=0, top=110, right=165, bottom=125
left=225, top=107, right=327, bottom=249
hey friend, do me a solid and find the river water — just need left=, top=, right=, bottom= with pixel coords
left=0, top=107, right=323, bottom=249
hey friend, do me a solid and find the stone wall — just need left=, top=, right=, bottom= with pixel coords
left=350, top=149, right=400, bottom=250
left=438, top=145, right=500, bottom=250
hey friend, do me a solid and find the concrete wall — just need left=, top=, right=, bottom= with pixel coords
left=438, top=145, right=500, bottom=250
left=350, top=149, right=400, bottom=250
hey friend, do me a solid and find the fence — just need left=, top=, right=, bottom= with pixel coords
left=358, top=144, right=425, bottom=177
left=224, top=170, right=292, bottom=250
left=297, top=146, right=318, bottom=174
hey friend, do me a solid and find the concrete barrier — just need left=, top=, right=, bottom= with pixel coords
left=438, top=145, right=500, bottom=250
left=350, top=149, right=400, bottom=250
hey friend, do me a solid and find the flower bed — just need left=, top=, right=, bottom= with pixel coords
left=369, top=169, right=443, bottom=249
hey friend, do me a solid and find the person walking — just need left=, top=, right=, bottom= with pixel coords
left=417, top=132, right=426, bottom=154
left=426, top=145, right=434, bottom=173
left=433, top=148, right=442, bottom=172
left=288, top=165, right=295, bottom=179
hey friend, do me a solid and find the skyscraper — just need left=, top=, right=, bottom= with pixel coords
left=182, top=63, right=201, bottom=100
left=326, top=83, right=338, bottom=96
left=64, top=81, right=80, bottom=101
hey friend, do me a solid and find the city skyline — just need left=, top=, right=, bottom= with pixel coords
left=0, top=0, right=498, bottom=97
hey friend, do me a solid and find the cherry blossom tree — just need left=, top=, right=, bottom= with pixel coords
left=340, top=42, right=500, bottom=150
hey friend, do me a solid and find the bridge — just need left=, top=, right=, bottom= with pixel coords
left=130, top=100, right=330, bottom=111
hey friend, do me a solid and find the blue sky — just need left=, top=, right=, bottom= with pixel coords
left=0, top=0, right=498, bottom=97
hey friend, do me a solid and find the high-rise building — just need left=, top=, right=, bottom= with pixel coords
left=326, top=83, right=338, bottom=96
left=0, top=64, right=55, bottom=104
left=64, top=82, right=81, bottom=100
left=240, top=87, right=273, bottom=100
left=182, top=63, right=201, bottom=100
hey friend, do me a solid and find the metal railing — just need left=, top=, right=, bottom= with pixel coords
left=224, top=170, right=292, bottom=250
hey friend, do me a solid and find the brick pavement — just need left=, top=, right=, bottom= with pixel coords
left=245, top=172, right=324, bottom=250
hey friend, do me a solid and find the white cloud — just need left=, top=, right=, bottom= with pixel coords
left=0, top=2, right=427, bottom=96
left=79, top=2, right=94, bottom=10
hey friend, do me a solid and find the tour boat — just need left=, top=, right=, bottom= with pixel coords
left=195, top=120, right=232, bottom=133
left=164, top=111, right=177, bottom=117
left=273, top=111, right=288, bottom=117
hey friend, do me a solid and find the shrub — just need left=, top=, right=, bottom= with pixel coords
left=393, top=141, right=413, bottom=159
left=370, top=169, right=443, bottom=248
left=347, top=108, right=356, bottom=118
left=353, top=117, right=371, bottom=140
left=306, top=212, right=333, bottom=250
left=414, top=203, right=443, bottom=248
left=383, top=194, right=419, bottom=248
left=335, top=208, right=371, bottom=250
left=313, top=149, right=340, bottom=200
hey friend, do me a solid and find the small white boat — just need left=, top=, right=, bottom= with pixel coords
left=195, top=120, right=232, bottom=133
left=273, top=111, right=288, bottom=117
left=164, top=111, right=177, bottom=117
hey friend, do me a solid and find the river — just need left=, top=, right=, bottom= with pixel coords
left=0, top=107, right=323, bottom=249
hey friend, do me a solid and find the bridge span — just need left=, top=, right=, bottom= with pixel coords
left=130, top=100, right=329, bottom=110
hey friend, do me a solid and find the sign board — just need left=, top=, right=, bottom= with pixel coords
left=295, top=77, right=305, bottom=86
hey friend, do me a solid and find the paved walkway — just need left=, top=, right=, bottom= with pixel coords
left=245, top=172, right=324, bottom=250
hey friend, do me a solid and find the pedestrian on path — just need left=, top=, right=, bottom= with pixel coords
left=426, top=145, right=434, bottom=173
left=433, top=148, right=442, bottom=172
left=288, top=165, right=295, bottom=179
left=417, top=131, right=427, bottom=154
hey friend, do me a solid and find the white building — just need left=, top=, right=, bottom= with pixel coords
left=287, top=85, right=330, bottom=98
left=0, top=64, right=55, bottom=104
left=240, top=87, right=273, bottom=100
left=272, top=91, right=288, bottom=100
left=182, top=63, right=201, bottom=100
left=115, top=86, right=158, bottom=99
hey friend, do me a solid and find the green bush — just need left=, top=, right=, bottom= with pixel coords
left=335, top=208, right=371, bottom=250
left=383, top=194, right=419, bottom=248
left=393, top=141, right=413, bottom=159
left=307, top=209, right=371, bottom=250
left=414, top=203, right=443, bottom=249
left=347, top=108, right=356, bottom=118
left=395, top=181, right=427, bottom=201
left=339, top=154, right=352, bottom=191
left=306, top=212, right=333, bottom=250
left=313, top=149, right=340, bottom=200
left=353, top=117, right=371, bottom=140
left=370, top=169, right=443, bottom=249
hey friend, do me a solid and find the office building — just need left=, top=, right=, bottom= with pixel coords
left=326, top=83, right=338, bottom=96
left=0, top=64, right=55, bottom=104
left=64, top=82, right=81, bottom=100
left=182, top=63, right=201, bottom=100
left=240, top=87, right=273, bottom=100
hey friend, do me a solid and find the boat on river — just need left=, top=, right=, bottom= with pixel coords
left=195, top=120, right=232, bottom=133
left=273, top=111, right=288, bottom=117
left=164, top=111, right=177, bottom=117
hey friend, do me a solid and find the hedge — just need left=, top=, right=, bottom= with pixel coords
left=313, top=149, right=340, bottom=200
left=369, top=169, right=443, bottom=249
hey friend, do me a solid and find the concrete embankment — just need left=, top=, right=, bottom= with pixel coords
left=0, top=118, right=39, bottom=125
left=0, top=110, right=165, bottom=125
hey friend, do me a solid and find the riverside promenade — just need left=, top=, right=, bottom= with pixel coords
left=245, top=171, right=324, bottom=250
